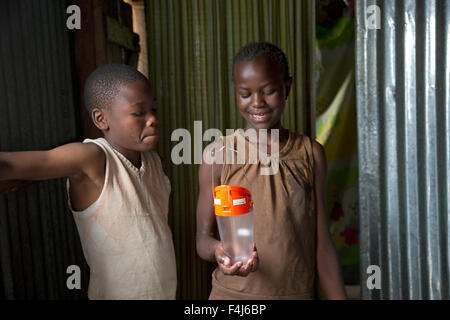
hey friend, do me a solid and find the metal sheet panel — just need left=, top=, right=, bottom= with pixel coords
left=356, top=0, right=450, bottom=299
left=0, top=0, right=87, bottom=299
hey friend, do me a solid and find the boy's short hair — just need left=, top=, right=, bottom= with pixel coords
left=83, top=63, right=149, bottom=114
left=232, top=42, right=291, bottom=82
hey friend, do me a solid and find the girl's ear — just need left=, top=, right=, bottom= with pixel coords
left=91, top=108, right=109, bottom=131
left=285, top=77, right=293, bottom=100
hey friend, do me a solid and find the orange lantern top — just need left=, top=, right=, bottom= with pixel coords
left=213, top=185, right=253, bottom=216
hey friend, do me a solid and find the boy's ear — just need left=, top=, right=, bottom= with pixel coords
left=285, top=77, right=293, bottom=100
left=91, top=108, right=109, bottom=131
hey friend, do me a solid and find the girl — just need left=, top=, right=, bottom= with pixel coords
left=196, top=42, right=347, bottom=300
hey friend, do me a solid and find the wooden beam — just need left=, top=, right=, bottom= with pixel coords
left=105, top=16, right=139, bottom=52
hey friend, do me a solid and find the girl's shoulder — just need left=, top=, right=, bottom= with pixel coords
left=288, top=133, right=327, bottom=176
left=282, top=131, right=315, bottom=159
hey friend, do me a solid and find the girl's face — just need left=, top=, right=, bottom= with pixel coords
left=233, top=57, right=292, bottom=131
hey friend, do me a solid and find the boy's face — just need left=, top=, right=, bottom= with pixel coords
left=102, top=81, right=159, bottom=152
left=233, top=57, right=292, bottom=131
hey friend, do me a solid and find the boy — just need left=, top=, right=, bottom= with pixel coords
left=0, top=64, right=177, bottom=300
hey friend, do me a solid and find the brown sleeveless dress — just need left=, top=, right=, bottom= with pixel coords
left=209, top=129, right=317, bottom=300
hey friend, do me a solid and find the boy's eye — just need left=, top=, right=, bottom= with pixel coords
left=264, top=90, right=275, bottom=95
left=240, top=93, right=251, bottom=99
left=132, top=112, right=144, bottom=117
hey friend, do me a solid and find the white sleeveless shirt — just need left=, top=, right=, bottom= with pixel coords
left=67, top=138, right=177, bottom=299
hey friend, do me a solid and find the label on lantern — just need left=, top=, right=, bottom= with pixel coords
left=233, top=198, right=246, bottom=206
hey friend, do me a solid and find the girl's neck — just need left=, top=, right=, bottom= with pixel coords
left=243, top=125, right=289, bottom=153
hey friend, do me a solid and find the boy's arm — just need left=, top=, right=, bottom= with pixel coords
left=0, top=142, right=105, bottom=182
left=313, top=140, right=348, bottom=300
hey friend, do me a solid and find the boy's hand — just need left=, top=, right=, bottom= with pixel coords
left=0, top=179, right=33, bottom=194
left=215, top=242, right=259, bottom=277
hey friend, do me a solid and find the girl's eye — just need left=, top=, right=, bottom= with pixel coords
left=240, top=93, right=251, bottom=99
left=132, top=112, right=144, bottom=117
left=264, top=90, right=275, bottom=95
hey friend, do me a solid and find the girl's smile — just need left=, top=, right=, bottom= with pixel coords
left=247, top=110, right=273, bottom=123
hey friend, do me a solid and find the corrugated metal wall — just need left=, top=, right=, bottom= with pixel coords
left=0, top=0, right=88, bottom=299
left=356, top=0, right=450, bottom=299
left=146, top=0, right=316, bottom=299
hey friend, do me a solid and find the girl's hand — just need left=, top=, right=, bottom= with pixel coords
left=215, top=242, right=259, bottom=277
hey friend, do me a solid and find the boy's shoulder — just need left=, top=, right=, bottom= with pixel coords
left=46, top=139, right=105, bottom=165
left=74, top=140, right=106, bottom=162
left=63, top=140, right=105, bottom=182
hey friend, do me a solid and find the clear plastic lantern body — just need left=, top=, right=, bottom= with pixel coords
left=216, top=209, right=254, bottom=265
left=214, top=185, right=254, bottom=265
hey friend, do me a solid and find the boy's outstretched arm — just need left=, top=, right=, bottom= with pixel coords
left=0, top=142, right=105, bottom=184
left=313, top=140, right=348, bottom=300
